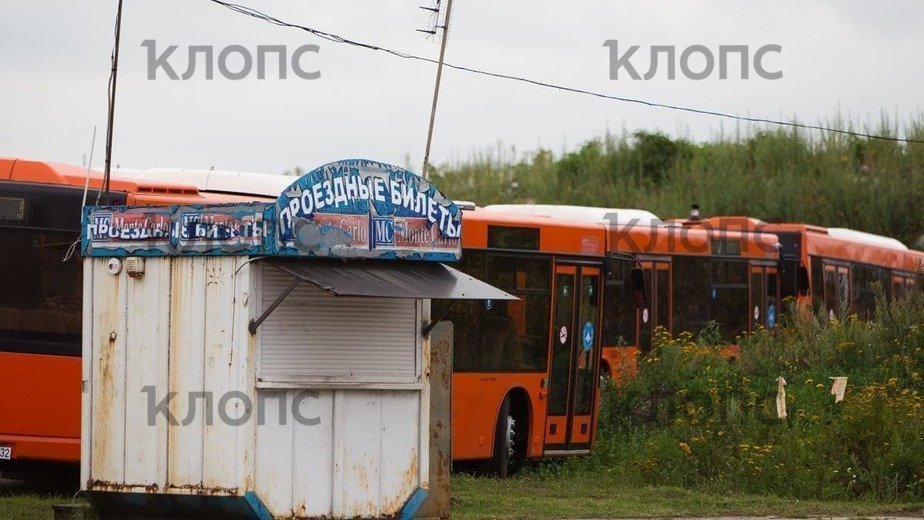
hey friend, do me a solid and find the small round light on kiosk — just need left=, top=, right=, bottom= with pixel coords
left=108, top=258, right=122, bottom=275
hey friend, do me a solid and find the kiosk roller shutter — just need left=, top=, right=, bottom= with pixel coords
left=259, top=264, right=418, bottom=381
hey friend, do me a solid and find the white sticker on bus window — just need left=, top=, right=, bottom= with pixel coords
left=0, top=446, right=11, bottom=460
left=559, top=326, right=568, bottom=345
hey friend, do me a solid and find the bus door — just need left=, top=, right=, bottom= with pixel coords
left=823, top=263, right=850, bottom=320
left=749, top=264, right=780, bottom=330
left=544, top=263, right=601, bottom=454
left=639, top=259, right=671, bottom=353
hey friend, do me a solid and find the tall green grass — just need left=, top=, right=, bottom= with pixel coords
left=544, top=290, right=924, bottom=502
left=432, top=120, right=924, bottom=248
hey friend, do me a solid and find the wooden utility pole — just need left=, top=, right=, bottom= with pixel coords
left=421, top=0, right=453, bottom=179
left=102, top=0, right=124, bottom=204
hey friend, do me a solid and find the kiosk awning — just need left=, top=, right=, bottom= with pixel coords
left=249, top=259, right=518, bottom=336
left=268, top=259, right=517, bottom=300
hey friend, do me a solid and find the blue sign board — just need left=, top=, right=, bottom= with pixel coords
left=582, top=321, right=594, bottom=351
left=275, top=160, right=461, bottom=260
left=81, top=160, right=462, bottom=261
left=81, top=203, right=270, bottom=257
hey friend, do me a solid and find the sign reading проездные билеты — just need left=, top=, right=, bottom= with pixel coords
left=275, top=159, right=460, bottom=260
left=81, top=203, right=269, bottom=257
left=80, top=159, right=462, bottom=261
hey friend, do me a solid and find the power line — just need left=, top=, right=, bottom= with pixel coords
left=206, top=0, right=924, bottom=145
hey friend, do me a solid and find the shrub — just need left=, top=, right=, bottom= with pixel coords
left=583, top=291, right=924, bottom=501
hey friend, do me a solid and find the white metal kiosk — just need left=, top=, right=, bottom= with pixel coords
left=80, top=159, right=511, bottom=519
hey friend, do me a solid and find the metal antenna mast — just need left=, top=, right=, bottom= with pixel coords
left=420, top=0, right=453, bottom=179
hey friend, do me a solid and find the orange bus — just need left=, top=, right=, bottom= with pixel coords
left=436, top=208, right=611, bottom=476
left=484, top=205, right=782, bottom=384
left=669, top=214, right=923, bottom=320
left=440, top=204, right=784, bottom=475
left=0, top=158, right=272, bottom=471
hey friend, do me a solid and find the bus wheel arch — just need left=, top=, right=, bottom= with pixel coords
left=489, top=387, right=530, bottom=477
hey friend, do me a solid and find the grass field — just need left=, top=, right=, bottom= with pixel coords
left=452, top=473, right=924, bottom=519
left=3, top=474, right=923, bottom=520
left=0, top=477, right=91, bottom=520
left=0, top=493, right=91, bottom=520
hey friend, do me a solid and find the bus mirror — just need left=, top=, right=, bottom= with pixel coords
left=630, top=268, right=647, bottom=309
left=797, top=266, right=810, bottom=296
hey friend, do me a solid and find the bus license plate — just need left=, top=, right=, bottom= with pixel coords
left=0, top=446, right=11, bottom=460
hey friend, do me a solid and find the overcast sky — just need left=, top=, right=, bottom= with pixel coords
left=1, top=1, right=922, bottom=175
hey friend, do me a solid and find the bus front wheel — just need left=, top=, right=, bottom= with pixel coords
left=489, top=396, right=524, bottom=477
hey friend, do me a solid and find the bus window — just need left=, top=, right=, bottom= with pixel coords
left=766, top=271, right=779, bottom=328
left=548, top=273, right=575, bottom=416
left=710, top=259, right=749, bottom=341
left=436, top=252, right=484, bottom=371
left=441, top=252, right=551, bottom=372
left=774, top=231, right=803, bottom=300
left=747, top=265, right=778, bottom=331
left=511, top=293, right=551, bottom=370
left=852, top=264, right=887, bottom=319
left=811, top=256, right=825, bottom=314
left=837, top=267, right=850, bottom=317
left=892, top=274, right=916, bottom=300
left=573, top=273, right=599, bottom=416
left=518, top=257, right=551, bottom=290
left=0, top=228, right=82, bottom=355
left=672, top=256, right=710, bottom=337
left=824, top=265, right=838, bottom=318
left=485, top=255, right=516, bottom=289
left=639, top=260, right=670, bottom=351
left=779, top=257, right=800, bottom=300
left=601, top=258, right=636, bottom=346
left=823, top=263, right=850, bottom=319
left=488, top=226, right=539, bottom=250
left=656, top=268, right=670, bottom=332
left=639, top=268, right=653, bottom=353
left=444, top=299, right=481, bottom=370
